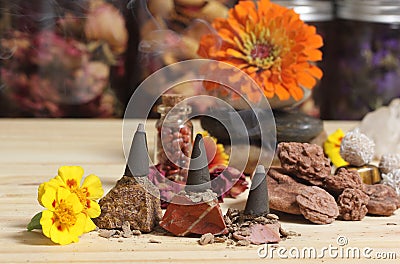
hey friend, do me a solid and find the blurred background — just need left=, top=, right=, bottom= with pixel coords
left=0, top=0, right=399, bottom=120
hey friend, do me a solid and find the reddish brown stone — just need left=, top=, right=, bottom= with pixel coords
left=233, top=223, right=281, bottom=245
left=160, top=193, right=227, bottom=236
left=277, top=142, right=331, bottom=186
left=296, top=186, right=339, bottom=224
left=267, top=167, right=307, bottom=215
left=324, top=167, right=364, bottom=196
left=363, top=184, right=400, bottom=216
left=337, top=188, right=369, bottom=221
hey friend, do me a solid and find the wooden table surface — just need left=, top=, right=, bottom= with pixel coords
left=0, top=119, right=399, bottom=263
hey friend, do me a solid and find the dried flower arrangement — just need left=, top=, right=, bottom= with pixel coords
left=0, top=0, right=128, bottom=117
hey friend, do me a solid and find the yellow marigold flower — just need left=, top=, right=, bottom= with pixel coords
left=200, top=131, right=230, bottom=170
left=40, top=187, right=87, bottom=245
left=324, top=129, right=349, bottom=168
left=38, top=166, right=104, bottom=232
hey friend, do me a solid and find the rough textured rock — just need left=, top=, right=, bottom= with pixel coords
left=277, top=142, right=331, bottom=186
left=340, top=128, right=375, bottom=166
left=159, top=192, right=227, bottom=236
left=338, top=188, right=369, bottom=221
left=296, top=186, right=339, bottom=224
left=223, top=208, right=288, bottom=245
left=338, top=165, right=382, bottom=185
left=93, top=176, right=162, bottom=232
left=363, top=184, right=400, bottom=216
left=379, top=153, right=400, bottom=174
left=324, top=167, right=364, bottom=196
left=381, top=169, right=400, bottom=196
left=267, top=167, right=307, bottom=215
left=199, top=233, right=214, bottom=245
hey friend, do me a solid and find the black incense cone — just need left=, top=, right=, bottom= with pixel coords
left=124, top=123, right=149, bottom=177
left=244, top=165, right=269, bottom=216
left=185, top=134, right=212, bottom=193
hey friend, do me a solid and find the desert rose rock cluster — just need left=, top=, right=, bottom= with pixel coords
left=268, top=142, right=400, bottom=224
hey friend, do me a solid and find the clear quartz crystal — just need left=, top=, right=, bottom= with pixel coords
left=359, top=99, right=400, bottom=158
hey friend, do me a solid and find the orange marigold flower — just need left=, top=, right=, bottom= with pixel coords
left=199, top=131, right=230, bottom=170
left=197, top=0, right=323, bottom=102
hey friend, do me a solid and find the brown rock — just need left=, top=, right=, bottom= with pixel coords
left=277, top=142, right=331, bottom=186
left=93, top=176, right=162, bottom=232
left=296, top=186, right=339, bottom=224
left=267, top=167, right=307, bottom=215
left=363, top=184, right=400, bottom=216
left=199, top=233, right=215, bottom=245
left=338, top=188, right=369, bottom=221
left=324, top=168, right=364, bottom=196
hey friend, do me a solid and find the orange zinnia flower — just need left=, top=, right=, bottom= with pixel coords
left=197, top=0, right=323, bottom=102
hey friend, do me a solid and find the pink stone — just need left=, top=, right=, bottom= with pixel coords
left=233, top=223, right=281, bottom=245
left=159, top=194, right=227, bottom=236
left=249, top=223, right=281, bottom=244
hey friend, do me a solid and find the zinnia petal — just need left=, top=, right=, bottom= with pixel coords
left=297, top=71, right=317, bottom=89
left=231, top=1, right=258, bottom=26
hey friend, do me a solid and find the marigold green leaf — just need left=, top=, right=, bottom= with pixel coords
left=27, top=212, right=42, bottom=231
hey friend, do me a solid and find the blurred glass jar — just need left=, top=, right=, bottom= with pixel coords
left=271, top=0, right=335, bottom=115
left=155, top=94, right=193, bottom=183
left=324, top=0, right=400, bottom=120
left=0, top=0, right=129, bottom=117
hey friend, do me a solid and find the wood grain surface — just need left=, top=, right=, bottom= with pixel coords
left=0, top=119, right=398, bottom=263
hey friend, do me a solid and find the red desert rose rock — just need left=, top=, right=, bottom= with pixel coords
left=278, top=142, right=331, bottom=186
left=296, top=186, right=339, bottom=224
left=337, top=188, right=369, bottom=221
left=267, top=167, right=307, bottom=215
left=324, top=167, right=364, bottom=196
left=363, top=184, right=400, bottom=216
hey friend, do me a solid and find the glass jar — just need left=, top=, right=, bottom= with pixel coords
left=323, top=0, right=400, bottom=120
left=0, top=0, right=128, bottom=117
left=271, top=0, right=335, bottom=116
left=155, top=94, right=193, bottom=183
